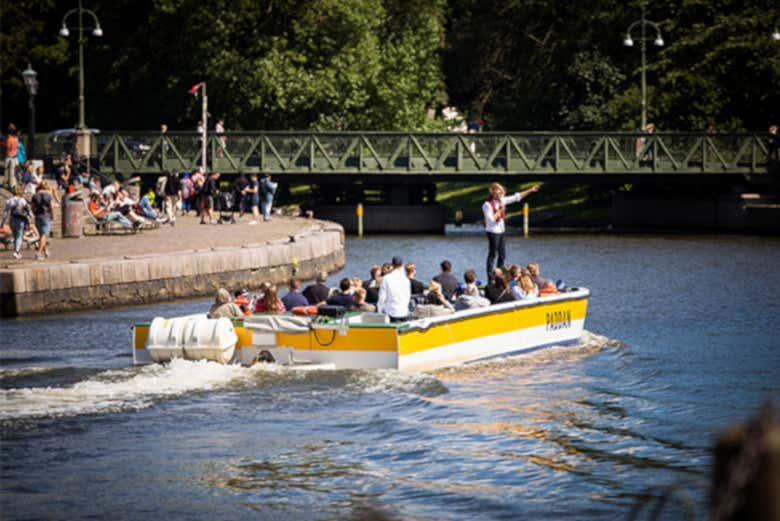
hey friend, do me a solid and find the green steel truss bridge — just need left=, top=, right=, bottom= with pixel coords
left=69, top=131, right=775, bottom=182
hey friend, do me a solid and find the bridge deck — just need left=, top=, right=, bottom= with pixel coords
left=37, top=131, right=776, bottom=178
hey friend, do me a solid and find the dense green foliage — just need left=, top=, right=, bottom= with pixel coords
left=445, top=0, right=780, bottom=130
left=1, top=0, right=778, bottom=132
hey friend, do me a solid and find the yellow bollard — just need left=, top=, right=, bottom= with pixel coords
left=523, top=203, right=529, bottom=238
left=357, top=203, right=364, bottom=237
left=454, top=209, right=463, bottom=227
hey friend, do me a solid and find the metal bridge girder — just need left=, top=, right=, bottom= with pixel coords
left=88, top=131, right=773, bottom=179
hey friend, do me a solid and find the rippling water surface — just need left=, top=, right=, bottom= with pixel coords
left=2, top=233, right=779, bottom=520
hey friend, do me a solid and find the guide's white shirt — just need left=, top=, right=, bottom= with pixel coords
left=482, top=193, right=523, bottom=234
left=377, top=268, right=411, bottom=318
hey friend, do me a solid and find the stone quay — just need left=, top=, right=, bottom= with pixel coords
left=0, top=216, right=345, bottom=318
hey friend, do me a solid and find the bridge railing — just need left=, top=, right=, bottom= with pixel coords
left=46, top=131, right=774, bottom=176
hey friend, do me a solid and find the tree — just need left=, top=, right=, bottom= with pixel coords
left=1, top=0, right=448, bottom=132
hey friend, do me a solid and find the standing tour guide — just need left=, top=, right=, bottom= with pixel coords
left=482, top=182, right=540, bottom=281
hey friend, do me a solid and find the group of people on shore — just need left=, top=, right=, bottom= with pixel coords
left=207, top=258, right=560, bottom=321
left=153, top=169, right=278, bottom=226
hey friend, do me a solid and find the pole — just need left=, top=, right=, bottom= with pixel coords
left=357, top=203, right=364, bottom=237
left=523, top=203, right=529, bottom=238
left=640, top=4, right=647, bottom=130
left=77, top=0, right=85, bottom=130
left=201, top=83, right=208, bottom=173
left=28, top=94, right=35, bottom=160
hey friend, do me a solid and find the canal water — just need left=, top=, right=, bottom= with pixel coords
left=2, top=233, right=779, bottom=520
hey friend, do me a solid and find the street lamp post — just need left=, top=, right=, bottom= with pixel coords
left=59, top=0, right=103, bottom=162
left=623, top=4, right=664, bottom=129
left=22, top=63, right=38, bottom=160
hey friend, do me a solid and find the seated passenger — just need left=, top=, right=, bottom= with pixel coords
left=208, top=288, right=243, bottom=319
left=302, top=271, right=330, bottom=305
left=454, top=270, right=490, bottom=310
left=460, top=269, right=481, bottom=297
left=425, top=280, right=455, bottom=311
left=281, top=277, right=309, bottom=310
left=483, top=268, right=504, bottom=303
left=362, top=265, right=382, bottom=304
left=254, top=284, right=286, bottom=313
left=362, top=265, right=382, bottom=291
left=352, top=287, right=376, bottom=312
left=405, top=262, right=425, bottom=295
left=508, top=265, right=523, bottom=287
left=527, top=262, right=556, bottom=292
left=485, top=270, right=515, bottom=304
left=412, top=280, right=454, bottom=318
left=433, top=260, right=459, bottom=301
left=511, top=273, right=539, bottom=300
left=233, top=289, right=252, bottom=315
left=327, top=278, right=355, bottom=307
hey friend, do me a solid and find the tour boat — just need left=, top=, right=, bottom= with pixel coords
left=132, top=288, right=589, bottom=372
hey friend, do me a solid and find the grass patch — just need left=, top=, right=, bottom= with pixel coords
left=437, top=181, right=612, bottom=226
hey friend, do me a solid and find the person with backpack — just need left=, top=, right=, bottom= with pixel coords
left=260, top=173, right=278, bottom=221
left=1, top=186, right=33, bottom=259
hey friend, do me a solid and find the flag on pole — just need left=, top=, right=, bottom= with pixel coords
left=189, top=82, right=204, bottom=96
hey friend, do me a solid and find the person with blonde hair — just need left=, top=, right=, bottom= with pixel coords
left=512, top=273, right=539, bottom=300
left=426, top=280, right=455, bottom=311
left=482, top=182, right=540, bottom=281
left=352, top=287, right=376, bottom=312
left=412, top=280, right=455, bottom=318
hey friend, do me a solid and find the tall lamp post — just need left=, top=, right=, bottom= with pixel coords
left=59, top=0, right=103, bottom=160
left=623, top=4, right=664, bottom=129
left=22, top=63, right=38, bottom=161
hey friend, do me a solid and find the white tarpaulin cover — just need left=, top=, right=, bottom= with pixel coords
left=243, top=314, right=312, bottom=334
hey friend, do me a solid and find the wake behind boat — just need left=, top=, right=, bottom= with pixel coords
left=132, top=288, right=589, bottom=372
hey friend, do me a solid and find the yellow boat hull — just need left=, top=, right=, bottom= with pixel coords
left=133, top=289, right=589, bottom=371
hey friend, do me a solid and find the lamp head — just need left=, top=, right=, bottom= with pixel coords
left=654, top=36, right=664, bottom=46
left=623, top=36, right=634, bottom=47
left=59, top=25, right=70, bottom=37
left=93, top=26, right=103, bottom=37
left=22, top=63, right=38, bottom=96
left=773, top=28, right=780, bottom=41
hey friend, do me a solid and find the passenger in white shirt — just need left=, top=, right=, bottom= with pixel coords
left=377, top=256, right=411, bottom=321
left=482, top=182, right=540, bottom=281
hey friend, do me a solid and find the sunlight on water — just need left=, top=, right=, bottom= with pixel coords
left=0, top=366, right=60, bottom=380
left=431, top=330, right=622, bottom=383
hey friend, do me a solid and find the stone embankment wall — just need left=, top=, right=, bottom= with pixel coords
left=0, top=222, right=344, bottom=317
